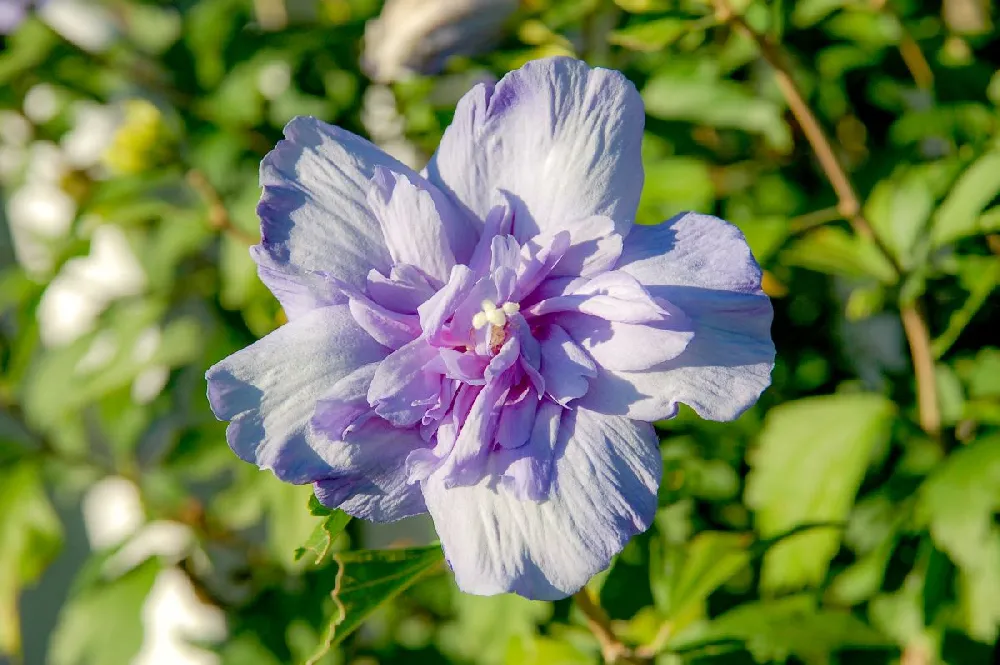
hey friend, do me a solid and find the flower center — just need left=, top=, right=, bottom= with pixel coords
left=472, top=299, right=519, bottom=353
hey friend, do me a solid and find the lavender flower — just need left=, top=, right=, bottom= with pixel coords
left=206, top=57, right=774, bottom=600
left=0, top=0, right=32, bottom=33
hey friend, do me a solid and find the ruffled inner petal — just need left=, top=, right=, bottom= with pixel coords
left=368, top=167, right=458, bottom=285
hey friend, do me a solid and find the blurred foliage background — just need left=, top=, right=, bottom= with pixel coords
left=1, top=0, right=999, bottom=664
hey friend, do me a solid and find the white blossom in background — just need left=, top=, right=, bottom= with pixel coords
left=4, top=140, right=76, bottom=273
left=256, top=60, right=292, bottom=100
left=37, top=223, right=146, bottom=346
left=61, top=100, right=122, bottom=170
left=360, top=84, right=422, bottom=169
left=131, top=326, right=170, bottom=404
left=362, top=0, right=518, bottom=83
left=23, top=83, right=60, bottom=124
left=134, top=569, right=226, bottom=665
left=81, top=479, right=226, bottom=665
left=38, top=0, right=116, bottom=52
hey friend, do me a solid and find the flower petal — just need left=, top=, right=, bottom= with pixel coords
left=367, top=265, right=437, bottom=314
left=495, top=398, right=562, bottom=500
left=252, top=247, right=342, bottom=320
left=313, top=417, right=427, bottom=522
left=368, top=337, right=443, bottom=426
left=582, top=213, right=774, bottom=421
left=257, top=117, right=475, bottom=294
left=206, top=305, right=388, bottom=483
left=526, top=271, right=668, bottom=323
left=421, top=408, right=660, bottom=599
left=537, top=324, right=596, bottom=406
left=369, top=167, right=458, bottom=284
left=426, top=57, right=644, bottom=241
left=348, top=295, right=422, bottom=350
left=557, top=304, right=693, bottom=372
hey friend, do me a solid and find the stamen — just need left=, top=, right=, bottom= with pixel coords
left=472, top=312, right=488, bottom=329
left=481, top=300, right=497, bottom=312
left=502, top=302, right=520, bottom=316
left=486, top=308, right=507, bottom=326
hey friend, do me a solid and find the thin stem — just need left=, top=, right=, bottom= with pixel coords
left=187, top=169, right=258, bottom=245
left=573, top=589, right=640, bottom=664
left=901, top=304, right=942, bottom=436
left=713, top=0, right=942, bottom=437
left=870, top=0, right=934, bottom=90
left=711, top=0, right=898, bottom=270
left=634, top=620, right=674, bottom=659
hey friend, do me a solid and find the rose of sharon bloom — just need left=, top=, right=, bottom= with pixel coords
left=206, top=57, right=774, bottom=600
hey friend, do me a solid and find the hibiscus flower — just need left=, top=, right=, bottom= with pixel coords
left=206, top=56, right=774, bottom=600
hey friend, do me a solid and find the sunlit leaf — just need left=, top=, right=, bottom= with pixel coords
left=746, top=394, right=895, bottom=591
left=931, top=150, right=1000, bottom=246
left=308, top=546, right=444, bottom=663
left=917, top=436, right=1000, bottom=642
left=49, top=559, right=160, bottom=665
left=0, top=462, right=63, bottom=656
left=669, top=595, right=891, bottom=660
left=295, top=495, right=352, bottom=565
left=642, top=74, right=791, bottom=150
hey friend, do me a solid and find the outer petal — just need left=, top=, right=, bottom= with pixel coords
left=256, top=117, right=475, bottom=294
left=426, top=57, right=644, bottom=241
left=421, top=408, right=660, bottom=600
left=313, top=418, right=428, bottom=522
left=582, top=212, right=774, bottom=421
left=206, top=305, right=388, bottom=483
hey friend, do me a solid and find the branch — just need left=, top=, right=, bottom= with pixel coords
left=187, top=169, right=258, bottom=245
left=900, top=304, right=942, bottom=436
left=712, top=0, right=941, bottom=437
left=573, top=590, right=641, bottom=664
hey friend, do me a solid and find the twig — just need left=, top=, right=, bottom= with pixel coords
left=870, top=0, right=934, bottom=90
left=901, top=304, right=942, bottom=436
left=712, top=0, right=942, bottom=437
left=574, top=589, right=640, bottom=664
left=186, top=169, right=258, bottom=245
left=634, top=620, right=674, bottom=659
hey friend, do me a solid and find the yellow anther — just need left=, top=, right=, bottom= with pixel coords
left=502, top=302, right=520, bottom=316
left=486, top=308, right=507, bottom=326
left=472, top=312, right=488, bottom=330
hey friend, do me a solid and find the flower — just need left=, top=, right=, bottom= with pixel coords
left=362, top=0, right=518, bottom=83
left=206, top=57, right=774, bottom=600
left=0, top=0, right=34, bottom=34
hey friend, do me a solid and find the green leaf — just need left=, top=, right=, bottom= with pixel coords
left=781, top=227, right=899, bottom=283
left=635, top=157, right=715, bottom=226
left=642, top=74, right=791, bottom=150
left=611, top=0, right=672, bottom=12
left=864, top=171, right=935, bottom=268
left=931, top=149, right=1000, bottom=247
left=0, top=462, right=63, bottom=656
left=966, top=348, right=1000, bottom=399
left=917, top=436, right=1000, bottom=642
left=49, top=559, right=161, bottom=665
left=440, top=593, right=552, bottom=665
left=791, top=0, right=851, bottom=27
left=504, top=635, right=591, bottom=665
left=932, top=256, right=1000, bottom=358
left=669, top=595, right=891, bottom=661
left=746, top=394, right=895, bottom=591
left=667, top=532, right=751, bottom=621
left=294, top=496, right=352, bottom=565
left=609, top=18, right=695, bottom=52
left=308, top=546, right=444, bottom=663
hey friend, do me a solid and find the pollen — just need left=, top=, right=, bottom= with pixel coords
left=472, top=299, right=519, bottom=330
